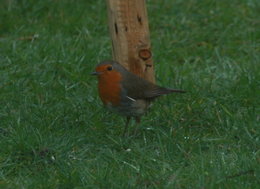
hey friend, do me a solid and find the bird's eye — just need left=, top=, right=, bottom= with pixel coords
left=107, top=66, right=113, bottom=71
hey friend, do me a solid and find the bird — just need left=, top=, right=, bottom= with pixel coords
left=91, top=60, right=185, bottom=135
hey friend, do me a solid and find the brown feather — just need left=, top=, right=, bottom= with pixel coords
left=116, top=63, right=185, bottom=100
left=96, top=60, right=185, bottom=100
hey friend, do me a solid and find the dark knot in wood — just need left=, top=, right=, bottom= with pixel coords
left=137, top=14, right=142, bottom=25
left=114, top=22, right=118, bottom=34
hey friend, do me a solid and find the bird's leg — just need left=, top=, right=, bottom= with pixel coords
left=134, top=117, right=141, bottom=135
left=122, top=116, right=131, bottom=137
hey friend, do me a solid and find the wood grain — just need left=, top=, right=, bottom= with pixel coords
left=106, top=0, right=155, bottom=83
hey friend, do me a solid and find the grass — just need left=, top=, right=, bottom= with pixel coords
left=0, top=0, right=259, bottom=188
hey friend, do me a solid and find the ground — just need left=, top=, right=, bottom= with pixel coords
left=0, top=0, right=259, bottom=188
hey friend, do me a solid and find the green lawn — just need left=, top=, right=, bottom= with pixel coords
left=0, top=0, right=259, bottom=188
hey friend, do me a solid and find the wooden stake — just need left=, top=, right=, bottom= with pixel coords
left=106, top=0, right=155, bottom=83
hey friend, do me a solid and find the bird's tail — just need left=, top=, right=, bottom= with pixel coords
left=145, top=87, right=185, bottom=99
left=167, top=88, right=186, bottom=93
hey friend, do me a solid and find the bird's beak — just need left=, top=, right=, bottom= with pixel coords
left=90, top=72, right=100, bottom=76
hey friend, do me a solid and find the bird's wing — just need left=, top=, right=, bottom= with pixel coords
left=122, top=71, right=185, bottom=100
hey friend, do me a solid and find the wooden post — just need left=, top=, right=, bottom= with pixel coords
left=106, top=0, right=155, bottom=83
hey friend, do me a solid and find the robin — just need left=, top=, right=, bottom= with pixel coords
left=91, top=60, right=185, bottom=135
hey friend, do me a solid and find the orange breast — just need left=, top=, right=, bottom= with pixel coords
left=98, top=71, right=122, bottom=106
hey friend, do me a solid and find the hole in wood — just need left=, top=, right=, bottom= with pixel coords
left=125, top=26, right=128, bottom=32
left=114, top=22, right=118, bottom=34
left=139, top=49, right=152, bottom=60
left=137, top=14, right=142, bottom=25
